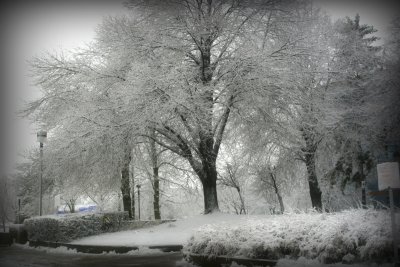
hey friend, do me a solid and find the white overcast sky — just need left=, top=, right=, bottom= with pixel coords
left=1, top=0, right=399, bottom=174
left=2, top=1, right=126, bottom=174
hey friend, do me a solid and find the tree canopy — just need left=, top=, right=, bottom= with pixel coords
left=23, top=1, right=399, bottom=215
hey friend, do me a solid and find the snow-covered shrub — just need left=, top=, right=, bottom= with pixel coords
left=185, top=209, right=394, bottom=263
left=24, top=211, right=128, bottom=243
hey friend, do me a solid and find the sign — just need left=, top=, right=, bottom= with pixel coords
left=377, top=162, right=400, bottom=190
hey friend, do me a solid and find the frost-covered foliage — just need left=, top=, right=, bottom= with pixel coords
left=275, top=257, right=393, bottom=267
left=24, top=211, right=128, bottom=242
left=185, top=209, right=394, bottom=264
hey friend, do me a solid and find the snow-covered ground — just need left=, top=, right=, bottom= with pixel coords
left=71, top=212, right=242, bottom=246
left=71, top=209, right=395, bottom=264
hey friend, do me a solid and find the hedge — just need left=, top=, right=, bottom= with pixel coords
left=24, top=211, right=128, bottom=243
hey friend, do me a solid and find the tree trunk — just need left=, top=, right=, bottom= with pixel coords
left=117, top=193, right=121, bottom=211
left=301, top=126, right=323, bottom=211
left=200, top=161, right=219, bottom=214
left=202, top=182, right=219, bottom=214
left=149, top=130, right=161, bottom=220
left=305, top=152, right=323, bottom=211
left=130, top=165, right=135, bottom=220
left=236, top=188, right=246, bottom=214
left=198, top=136, right=220, bottom=214
left=356, top=142, right=367, bottom=208
left=270, top=172, right=285, bottom=214
left=277, top=194, right=285, bottom=214
left=121, top=154, right=132, bottom=219
left=153, top=167, right=161, bottom=220
left=358, top=155, right=366, bottom=207
left=200, top=32, right=221, bottom=214
left=66, top=199, right=76, bottom=213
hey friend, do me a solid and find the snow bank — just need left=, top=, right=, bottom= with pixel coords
left=185, top=209, right=394, bottom=264
left=24, top=211, right=128, bottom=242
left=13, top=243, right=82, bottom=254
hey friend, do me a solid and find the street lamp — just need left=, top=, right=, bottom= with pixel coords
left=37, top=130, right=47, bottom=216
left=17, top=198, right=21, bottom=224
left=136, top=184, right=141, bottom=221
left=361, top=180, right=366, bottom=208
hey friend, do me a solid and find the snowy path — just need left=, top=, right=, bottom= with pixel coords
left=70, top=212, right=243, bottom=246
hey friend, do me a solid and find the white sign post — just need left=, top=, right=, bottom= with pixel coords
left=377, top=162, right=400, bottom=190
left=377, top=162, right=400, bottom=264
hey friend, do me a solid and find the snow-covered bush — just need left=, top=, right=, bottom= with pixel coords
left=185, top=209, right=394, bottom=264
left=24, top=211, right=128, bottom=243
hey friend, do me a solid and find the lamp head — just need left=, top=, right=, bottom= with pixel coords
left=37, top=130, right=47, bottom=144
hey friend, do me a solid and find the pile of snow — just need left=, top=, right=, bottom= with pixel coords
left=72, top=213, right=241, bottom=246
left=186, top=209, right=395, bottom=264
left=14, top=243, right=81, bottom=254
left=125, top=246, right=164, bottom=255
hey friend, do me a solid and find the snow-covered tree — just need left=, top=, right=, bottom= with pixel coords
left=233, top=6, right=337, bottom=211
left=323, top=14, right=383, bottom=202
left=119, top=0, right=285, bottom=213
left=25, top=48, right=137, bottom=217
left=27, top=0, right=306, bottom=214
left=23, top=0, right=394, bottom=216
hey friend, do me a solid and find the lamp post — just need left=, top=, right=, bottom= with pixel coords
left=361, top=180, right=366, bottom=208
left=17, top=198, right=21, bottom=224
left=136, top=184, right=141, bottom=221
left=37, top=130, right=47, bottom=216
